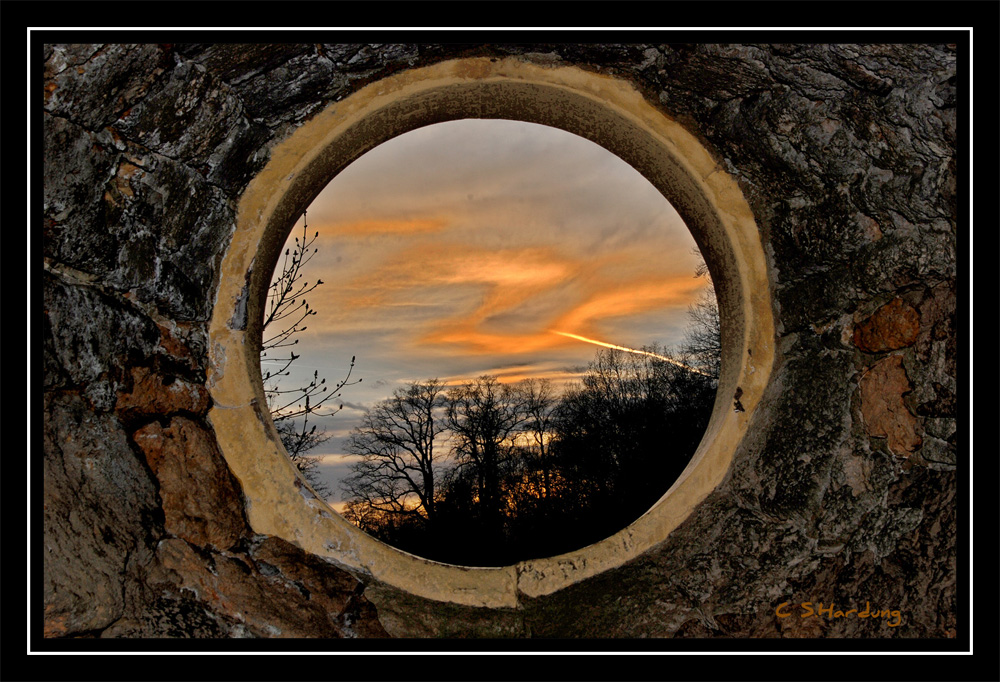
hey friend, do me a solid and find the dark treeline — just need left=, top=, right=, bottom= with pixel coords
left=341, top=293, right=720, bottom=566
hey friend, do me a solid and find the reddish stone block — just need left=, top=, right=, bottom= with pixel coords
left=854, top=298, right=921, bottom=353
left=132, top=418, right=247, bottom=550
left=860, top=355, right=923, bottom=457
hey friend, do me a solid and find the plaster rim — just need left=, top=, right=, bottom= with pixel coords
left=207, top=57, right=774, bottom=608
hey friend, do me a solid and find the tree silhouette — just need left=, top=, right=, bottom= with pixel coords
left=518, top=378, right=558, bottom=503
left=445, top=375, right=529, bottom=546
left=553, top=344, right=716, bottom=523
left=259, top=211, right=359, bottom=493
left=682, top=258, right=721, bottom=378
left=341, top=380, right=448, bottom=527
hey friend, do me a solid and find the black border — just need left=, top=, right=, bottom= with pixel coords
left=25, top=8, right=996, bottom=680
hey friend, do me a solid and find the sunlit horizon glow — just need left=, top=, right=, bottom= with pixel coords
left=265, top=119, right=716, bottom=501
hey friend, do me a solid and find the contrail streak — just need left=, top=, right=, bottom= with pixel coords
left=551, top=330, right=712, bottom=377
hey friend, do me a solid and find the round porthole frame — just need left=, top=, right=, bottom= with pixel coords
left=207, top=57, right=774, bottom=608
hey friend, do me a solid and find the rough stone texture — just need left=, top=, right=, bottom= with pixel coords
left=44, top=44, right=174, bottom=130
left=43, top=391, right=161, bottom=637
left=41, top=41, right=959, bottom=641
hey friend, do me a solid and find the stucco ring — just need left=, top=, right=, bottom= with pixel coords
left=207, top=57, right=774, bottom=608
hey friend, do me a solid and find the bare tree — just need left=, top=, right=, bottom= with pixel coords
left=259, top=211, right=359, bottom=493
left=341, top=380, right=448, bottom=526
left=518, top=378, right=558, bottom=501
left=445, top=375, right=528, bottom=539
left=551, top=339, right=716, bottom=518
left=682, top=252, right=721, bottom=379
left=682, top=290, right=721, bottom=379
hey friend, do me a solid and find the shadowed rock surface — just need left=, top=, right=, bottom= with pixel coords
left=42, top=42, right=957, bottom=639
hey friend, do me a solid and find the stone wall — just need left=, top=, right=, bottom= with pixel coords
left=42, top=43, right=957, bottom=639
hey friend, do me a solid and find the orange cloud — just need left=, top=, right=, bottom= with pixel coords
left=421, top=328, right=563, bottom=356
left=551, top=275, right=704, bottom=335
left=303, top=237, right=709, bottom=363
left=283, top=208, right=712, bottom=394
left=415, top=276, right=706, bottom=361
left=327, top=242, right=576, bottom=321
left=435, top=365, right=588, bottom=387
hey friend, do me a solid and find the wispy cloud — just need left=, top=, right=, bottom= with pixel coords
left=326, top=217, right=450, bottom=237
left=267, top=119, right=714, bottom=443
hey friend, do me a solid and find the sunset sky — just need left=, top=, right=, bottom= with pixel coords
left=262, top=119, right=714, bottom=505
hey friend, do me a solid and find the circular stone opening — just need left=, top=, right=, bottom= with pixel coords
left=259, top=117, right=722, bottom=568
left=208, top=57, right=774, bottom=607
